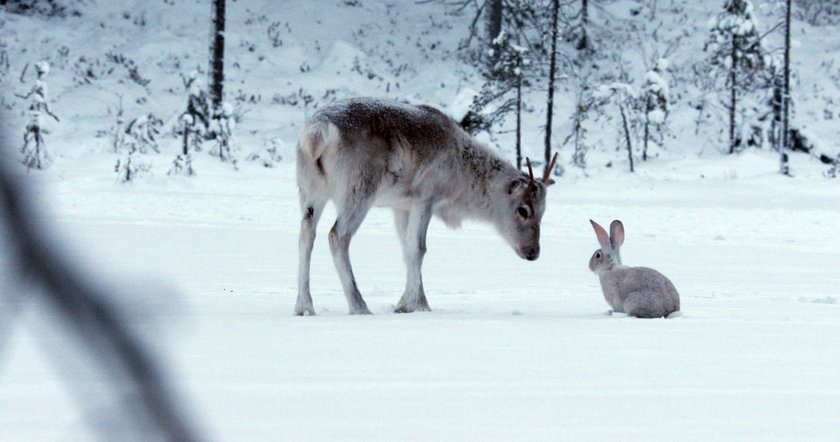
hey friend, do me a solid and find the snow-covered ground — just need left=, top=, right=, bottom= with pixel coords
left=2, top=156, right=839, bottom=440
left=1, top=0, right=839, bottom=440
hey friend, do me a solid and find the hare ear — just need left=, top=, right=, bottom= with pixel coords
left=609, top=220, right=625, bottom=249
left=590, top=220, right=611, bottom=250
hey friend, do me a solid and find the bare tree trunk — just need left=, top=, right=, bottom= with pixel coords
left=619, top=102, right=634, bottom=172
left=209, top=0, right=226, bottom=111
left=516, top=76, right=522, bottom=170
left=545, top=0, right=559, bottom=174
left=781, top=0, right=791, bottom=175
left=578, top=0, right=589, bottom=51
left=183, top=124, right=189, bottom=155
left=643, top=105, right=650, bottom=162
left=729, top=33, right=737, bottom=154
left=486, top=0, right=503, bottom=43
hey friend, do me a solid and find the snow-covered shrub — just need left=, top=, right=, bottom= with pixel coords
left=826, top=154, right=840, bottom=178
left=123, top=113, right=163, bottom=154
left=71, top=56, right=115, bottom=86
left=246, top=138, right=284, bottom=168
left=105, top=52, right=151, bottom=87
left=168, top=153, right=195, bottom=177
left=795, top=0, right=840, bottom=26
left=18, top=61, right=59, bottom=170
left=114, top=149, right=151, bottom=183
left=3, top=0, right=81, bottom=17
left=267, top=21, right=290, bottom=48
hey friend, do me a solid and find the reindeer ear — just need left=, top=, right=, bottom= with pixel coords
left=544, top=178, right=556, bottom=186
left=609, top=220, right=624, bottom=249
left=508, top=178, right=527, bottom=194
left=590, top=220, right=611, bottom=249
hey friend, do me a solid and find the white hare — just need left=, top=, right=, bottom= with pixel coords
left=588, top=219, right=680, bottom=318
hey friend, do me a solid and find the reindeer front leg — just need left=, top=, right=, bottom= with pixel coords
left=394, top=203, right=432, bottom=313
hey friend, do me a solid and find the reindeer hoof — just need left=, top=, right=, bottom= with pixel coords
left=350, top=306, right=372, bottom=315
left=394, top=304, right=431, bottom=313
left=294, top=307, right=315, bottom=316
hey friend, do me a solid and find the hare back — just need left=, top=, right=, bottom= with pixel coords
left=600, top=266, right=680, bottom=318
left=623, top=290, right=680, bottom=318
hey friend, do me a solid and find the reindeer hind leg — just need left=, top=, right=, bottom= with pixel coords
left=296, top=194, right=327, bottom=316
left=329, top=195, right=375, bottom=315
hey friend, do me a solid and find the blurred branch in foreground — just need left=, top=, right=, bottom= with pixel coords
left=0, top=125, right=200, bottom=440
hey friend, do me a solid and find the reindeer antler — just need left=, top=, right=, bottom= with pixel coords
left=526, top=157, right=535, bottom=186
left=542, top=152, right=558, bottom=183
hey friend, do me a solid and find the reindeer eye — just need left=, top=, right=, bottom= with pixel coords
left=516, top=206, right=531, bottom=219
left=595, top=251, right=601, bottom=259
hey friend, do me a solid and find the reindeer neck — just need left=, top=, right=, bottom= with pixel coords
left=452, top=140, right=521, bottom=219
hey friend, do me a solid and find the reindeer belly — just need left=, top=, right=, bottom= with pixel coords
left=371, top=181, right=415, bottom=210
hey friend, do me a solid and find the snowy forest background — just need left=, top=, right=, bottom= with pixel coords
left=2, top=0, right=839, bottom=177
left=1, top=0, right=840, bottom=440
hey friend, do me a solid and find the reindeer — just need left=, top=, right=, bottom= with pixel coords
left=295, top=98, right=558, bottom=315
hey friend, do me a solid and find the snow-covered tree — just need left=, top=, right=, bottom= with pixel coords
left=169, top=115, right=196, bottom=176
left=595, top=82, right=637, bottom=172
left=639, top=59, right=670, bottom=161
left=208, top=102, right=237, bottom=167
left=564, top=79, right=597, bottom=170
left=114, top=143, right=151, bottom=183
left=704, top=0, right=769, bottom=154
left=761, top=57, right=785, bottom=152
left=176, top=70, right=210, bottom=151
left=18, top=61, right=59, bottom=170
left=462, top=29, right=529, bottom=168
left=113, top=110, right=157, bottom=182
left=108, top=96, right=126, bottom=153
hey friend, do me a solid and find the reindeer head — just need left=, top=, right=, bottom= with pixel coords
left=494, top=153, right=558, bottom=261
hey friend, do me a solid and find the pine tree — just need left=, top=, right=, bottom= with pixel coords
left=704, top=0, right=769, bottom=154
left=462, top=29, right=529, bottom=168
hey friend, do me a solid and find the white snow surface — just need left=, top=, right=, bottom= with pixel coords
left=3, top=157, right=839, bottom=441
left=1, top=0, right=840, bottom=440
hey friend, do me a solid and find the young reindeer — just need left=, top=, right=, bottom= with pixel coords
left=296, top=98, right=558, bottom=315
